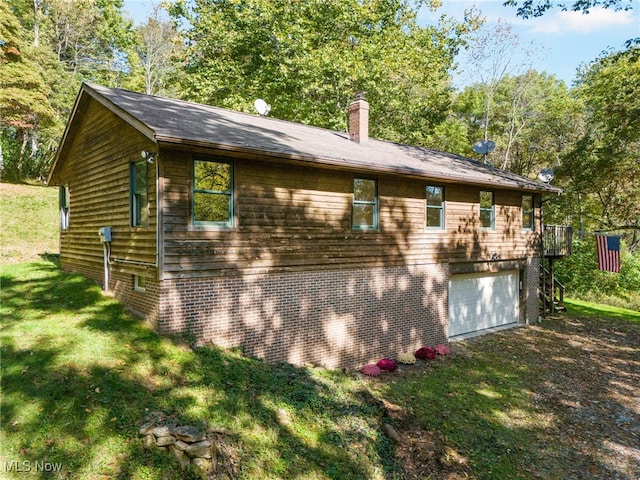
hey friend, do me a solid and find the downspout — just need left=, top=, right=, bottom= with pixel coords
left=103, top=242, right=110, bottom=291
left=539, top=194, right=546, bottom=319
left=98, top=226, right=112, bottom=291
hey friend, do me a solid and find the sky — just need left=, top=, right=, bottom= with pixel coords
left=123, top=0, right=639, bottom=88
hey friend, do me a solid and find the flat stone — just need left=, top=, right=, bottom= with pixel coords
left=143, top=434, right=155, bottom=448
left=139, top=421, right=156, bottom=436
left=185, top=439, right=212, bottom=458
left=151, top=425, right=171, bottom=437
left=191, top=457, right=211, bottom=478
left=155, top=435, right=176, bottom=447
left=170, top=445, right=191, bottom=468
left=172, top=425, right=205, bottom=442
left=173, top=440, right=189, bottom=451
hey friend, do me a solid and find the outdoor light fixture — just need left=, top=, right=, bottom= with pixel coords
left=141, top=150, right=155, bottom=163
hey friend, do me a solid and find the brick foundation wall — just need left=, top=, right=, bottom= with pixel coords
left=112, top=271, right=161, bottom=328
left=526, top=257, right=540, bottom=324
left=158, top=264, right=449, bottom=369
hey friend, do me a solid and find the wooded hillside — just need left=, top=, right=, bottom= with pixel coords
left=1, top=0, right=638, bottom=250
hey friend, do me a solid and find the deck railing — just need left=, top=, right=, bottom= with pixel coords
left=543, top=225, right=573, bottom=257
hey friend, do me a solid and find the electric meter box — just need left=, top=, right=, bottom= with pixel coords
left=98, top=227, right=112, bottom=243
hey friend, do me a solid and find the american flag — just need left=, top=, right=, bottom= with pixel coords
left=596, top=234, right=621, bottom=273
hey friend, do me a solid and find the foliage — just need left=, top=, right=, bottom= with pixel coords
left=556, top=44, right=640, bottom=249
left=2, top=0, right=136, bottom=182
left=127, top=5, right=184, bottom=95
left=554, top=237, right=640, bottom=311
left=0, top=2, right=65, bottom=181
left=503, top=0, right=635, bottom=18
left=450, top=70, right=578, bottom=175
left=167, top=0, right=481, bottom=146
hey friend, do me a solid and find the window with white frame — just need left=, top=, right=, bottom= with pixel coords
left=522, top=194, right=534, bottom=230
left=353, top=178, right=378, bottom=230
left=134, top=275, right=146, bottom=292
left=479, top=190, right=495, bottom=229
left=426, top=185, right=444, bottom=229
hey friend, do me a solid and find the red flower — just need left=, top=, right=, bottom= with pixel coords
left=435, top=344, right=451, bottom=355
left=360, top=364, right=382, bottom=377
left=376, top=358, right=398, bottom=372
left=415, top=346, right=436, bottom=360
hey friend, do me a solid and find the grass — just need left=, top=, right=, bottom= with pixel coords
left=3, top=261, right=639, bottom=479
left=2, top=182, right=639, bottom=479
left=565, top=297, right=640, bottom=322
left=1, top=261, right=401, bottom=479
left=0, top=183, right=59, bottom=264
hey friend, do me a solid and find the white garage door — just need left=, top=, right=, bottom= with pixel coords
left=449, top=270, right=519, bottom=337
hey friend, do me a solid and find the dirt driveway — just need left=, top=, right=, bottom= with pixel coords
left=384, top=312, right=640, bottom=480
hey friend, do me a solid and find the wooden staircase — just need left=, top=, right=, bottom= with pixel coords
left=540, top=264, right=566, bottom=315
left=540, top=225, right=572, bottom=316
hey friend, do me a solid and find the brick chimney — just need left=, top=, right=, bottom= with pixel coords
left=348, top=92, right=369, bottom=144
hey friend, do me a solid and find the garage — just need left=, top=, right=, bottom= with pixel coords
left=448, top=270, right=520, bottom=337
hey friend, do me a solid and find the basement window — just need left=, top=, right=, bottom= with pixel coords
left=353, top=178, right=378, bottom=230
left=479, top=191, right=495, bottom=230
left=193, top=158, right=234, bottom=227
left=134, top=275, right=146, bottom=292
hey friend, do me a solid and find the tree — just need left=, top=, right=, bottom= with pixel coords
left=458, top=18, right=539, bottom=158
left=3, top=0, right=137, bottom=181
left=452, top=71, right=578, bottom=175
left=558, top=44, right=640, bottom=249
left=0, top=2, right=61, bottom=180
left=127, top=5, right=183, bottom=95
left=503, top=0, right=635, bottom=18
left=167, top=0, right=481, bottom=145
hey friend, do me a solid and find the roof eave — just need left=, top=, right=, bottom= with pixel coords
left=156, top=136, right=561, bottom=194
left=48, top=82, right=159, bottom=186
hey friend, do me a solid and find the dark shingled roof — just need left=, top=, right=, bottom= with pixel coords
left=51, top=82, right=561, bottom=193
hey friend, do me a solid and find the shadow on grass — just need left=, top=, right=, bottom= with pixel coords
left=372, top=316, right=640, bottom=480
left=1, top=261, right=401, bottom=479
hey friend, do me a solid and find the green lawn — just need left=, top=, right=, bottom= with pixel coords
left=3, top=261, right=639, bottom=479
left=2, top=182, right=639, bottom=479
left=564, top=297, right=640, bottom=322
left=1, top=261, right=401, bottom=479
left=0, top=183, right=59, bottom=264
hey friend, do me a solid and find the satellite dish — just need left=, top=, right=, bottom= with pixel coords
left=472, top=140, right=496, bottom=155
left=538, top=168, right=555, bottom=183
left=254, top=99, right=271, bottom=116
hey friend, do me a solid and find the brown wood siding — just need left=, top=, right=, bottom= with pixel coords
left=58, top=99, right=158, bottom=280
left=161, top=149, right=541, bottom=278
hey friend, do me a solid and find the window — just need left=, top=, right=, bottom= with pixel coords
left=130, top=160, right=148, bottom=227
left=522, top=194, right=534, bottom=230
left=353, top=178, right=378, bottom=229
left=426, top=185, right=444, bottom=229
left=193, top=158, right=234, bottom=226
left=479, top=191, right=494, bottom=229
left=134, top=275, right=146, bottom=292
left=60, top=185, right=70, bottom=230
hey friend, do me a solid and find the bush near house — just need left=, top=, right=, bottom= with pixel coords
left=555, top=238, right=640, bottom=311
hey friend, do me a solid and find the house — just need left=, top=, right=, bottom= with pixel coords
left=48, top=82, right=562, bottom=368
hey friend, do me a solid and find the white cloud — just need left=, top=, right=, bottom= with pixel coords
left=530, top=7, right=637, bottom=34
